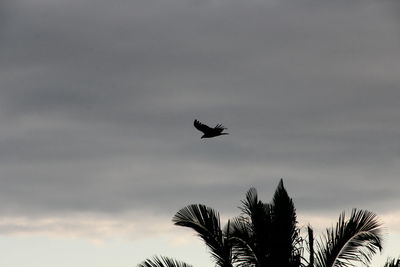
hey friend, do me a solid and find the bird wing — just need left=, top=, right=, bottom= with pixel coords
left=194, top=119, right=213, bottom=133
left=214, top=124, right=227, bottom=131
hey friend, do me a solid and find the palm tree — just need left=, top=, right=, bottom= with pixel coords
left=138, top=180, right=384, bottom=267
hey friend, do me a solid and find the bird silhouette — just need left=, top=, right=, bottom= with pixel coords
left=193, top=119, right=229, bottom=139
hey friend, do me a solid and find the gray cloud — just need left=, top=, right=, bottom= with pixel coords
left=0, top=0, right=399, bottom=234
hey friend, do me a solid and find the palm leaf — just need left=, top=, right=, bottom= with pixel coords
left=238, top=187, right=273, bottom=267
left=225, top=216, right=257, bottom=267
left=315, top=209, right=383, bottom=267
left=383, top=257, right=400, bottom=267
left=270, top=179, right=300, bottom=267
left=307, top=226, right=315, bottom=267
left=172, top=204, right=233, bottom=267
left=137, top=256, right=193, bottom=267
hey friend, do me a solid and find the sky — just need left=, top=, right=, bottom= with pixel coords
left=0, top=0, right=400, bottom=266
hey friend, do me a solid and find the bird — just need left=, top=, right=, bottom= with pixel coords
left=193, top=119, right=229, bottom=139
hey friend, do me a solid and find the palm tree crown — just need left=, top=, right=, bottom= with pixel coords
left=138, top=179, right=386, bottom=267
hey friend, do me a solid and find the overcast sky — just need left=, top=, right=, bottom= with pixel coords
left=0, top=0, right=400, bottom=266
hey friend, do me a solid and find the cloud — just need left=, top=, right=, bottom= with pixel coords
left=0, top=0, right=399, bottom=241
left=0, top=212, right=175, bottom=242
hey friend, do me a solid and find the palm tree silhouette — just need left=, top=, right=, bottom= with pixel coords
left=138, top=179, right=388, bottom=267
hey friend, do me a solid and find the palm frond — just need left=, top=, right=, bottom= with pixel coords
left=225, top=216, right=257, bottom=267
left=240, top=187, right=259, bottom=216
left=315, top=209, right=383, bottom=267
left=307, top=226, right=315, bottom=267
left=270, top=179, right=300, bottom=267
left=138, top=256, right=193, bottom=267
left=383, top=257, right=400, bottom=267
left=238, top=187, right=273, bottom=267
left=172, top=204, right=232, bottom=267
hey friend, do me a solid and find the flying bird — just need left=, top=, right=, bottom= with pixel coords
left=193, top=119, right=229, bottom=139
